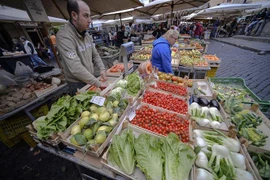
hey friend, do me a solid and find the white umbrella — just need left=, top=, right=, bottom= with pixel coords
left=197, top=3, right=262, bottom=17
left=244, top=1, right=270, bottom=15
left=0, top=6, right=67, bottom=23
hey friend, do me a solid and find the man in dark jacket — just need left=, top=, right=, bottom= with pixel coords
left=115, top=25, right=126, bottom=47
left=152, top=25, right=166, bottom=39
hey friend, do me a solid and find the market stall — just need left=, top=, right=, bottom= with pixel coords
left=23, top=58, right=270, bottom=179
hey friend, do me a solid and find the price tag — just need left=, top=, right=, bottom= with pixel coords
left=90, top=96, right=106, bottom=106
left=128, top=109, right=136, bottom=121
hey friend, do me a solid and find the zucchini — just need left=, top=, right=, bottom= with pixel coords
left=210, top=99, right=220, bottom=110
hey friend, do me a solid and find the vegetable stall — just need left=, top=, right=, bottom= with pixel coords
left=23, top=62, right=270, bottom=180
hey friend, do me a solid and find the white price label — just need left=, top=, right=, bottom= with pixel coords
left=128, top=109, right=136, bottom=121
left=90, top=96, right=106, bottom=106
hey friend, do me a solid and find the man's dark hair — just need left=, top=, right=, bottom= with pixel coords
left=67, top=0, right=80, bottom=18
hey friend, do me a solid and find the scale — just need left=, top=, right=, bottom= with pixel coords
left=118, top=42, right=134, bottom=76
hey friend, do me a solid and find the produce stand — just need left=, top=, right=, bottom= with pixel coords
left=24, top=68, right=268, bottom=180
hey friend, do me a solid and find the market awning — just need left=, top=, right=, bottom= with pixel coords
left=0, top=0, right=143, bottom=20
left=244, top=1, right=270, bottom=15
left=196, top=3, right=262, bottom=17
left=0, top=6, right=67, bottom=24
left=135, top=0, right=209, bottom=16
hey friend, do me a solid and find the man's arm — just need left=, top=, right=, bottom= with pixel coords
left=159, top=44, right=173, bottom=73
left=56, top=33, right=101, bottom=87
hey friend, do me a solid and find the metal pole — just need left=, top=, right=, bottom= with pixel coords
left=171, top=2, right=174, bottom=26
left=119, top=13, right=122, bottom=26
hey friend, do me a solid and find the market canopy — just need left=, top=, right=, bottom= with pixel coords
left=0, top=0, right=143, bottom=20
left=244, top=1, right=270, bottom=15
left=135, top=0, right=210, bottom=16
left=196, top=3, right=262, bottom=17
left=0, top=6, right=67, bottom=24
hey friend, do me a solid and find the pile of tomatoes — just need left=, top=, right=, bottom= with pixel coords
left=151, top=81, right=187, bottom=96
left=131, top=106, right=190, bottom=142
left=142, top=91, right=188, bottom=115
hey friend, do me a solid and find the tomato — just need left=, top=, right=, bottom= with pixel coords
left=150, top=81, right=187, bottom=96
left=131, top=105, right=190, bottom=143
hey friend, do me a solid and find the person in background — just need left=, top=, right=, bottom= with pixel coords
left=211, top=18, right=220, bottom=38
left=152, top=25, right=166, bottom=39
left=20, top=36, right=48, bottom=67
left=229, top=18, right=238, bottom=37
left=245, top=8, right=267, bottom=35
left=128, top=29, right=137, bottom=42
left=255, top=8, right=270, bottom=36
left=194, top=22, right=203, bottom=39
left=108, top=30, right=113, bottom=46
left=56, top=0, right=107, bottom=95
left=189, top=23, right=195, bottom=36
left=115, top=25, right=126, bottom=48
left=50, top=32, right=57, bottom=47
left=151, top=30, right=179, bottom=74
left=12, top=38, right=25, bottom=52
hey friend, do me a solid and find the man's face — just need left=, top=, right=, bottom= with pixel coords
left=73, top=2, right=91, bottom=32
left=20, top=38, right=25, bottom=44
left=168, top=35, right=178, bottom=45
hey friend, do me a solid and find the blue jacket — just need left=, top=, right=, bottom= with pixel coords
left=151, top=37, right=172, bottom=73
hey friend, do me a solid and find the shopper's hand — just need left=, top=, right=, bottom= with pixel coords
left=100, top=70, right=108, bottom=81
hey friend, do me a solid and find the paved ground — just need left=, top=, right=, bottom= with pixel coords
left=215, top=36, right=270, bottom=53
left=0, top=39, right=270, bottom=180
left=207, top=40, right=270, bottom=101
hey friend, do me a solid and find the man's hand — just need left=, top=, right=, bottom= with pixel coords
left=100, top=70, right=108, bottom=81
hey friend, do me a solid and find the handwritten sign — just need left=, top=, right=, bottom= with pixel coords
left=90, top=96, right=106, bottom=106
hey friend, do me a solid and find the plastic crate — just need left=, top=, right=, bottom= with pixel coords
left=206, top=66, right=219, bottom=77
left=209, top=77, right=270, bottom=114
left=0, top=104, right=48, bottom=143
left=2, top=136, right=21, bottom=148
left=21, top=131, right=37, bottom=148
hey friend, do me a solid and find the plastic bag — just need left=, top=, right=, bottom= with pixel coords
left=14, top=61, right=33, bottom=77
left=0, top=69, right=17, bottom=85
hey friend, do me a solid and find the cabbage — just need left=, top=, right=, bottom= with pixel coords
left=110, top=87, right=125, bottom=100
left=115, top=79, right=127, bottom=89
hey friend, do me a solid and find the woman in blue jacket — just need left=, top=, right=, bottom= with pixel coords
left=151, top=29, right=179, bottom=73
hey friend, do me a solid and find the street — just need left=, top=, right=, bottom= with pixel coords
left=207, top=40, right=270, bottom=101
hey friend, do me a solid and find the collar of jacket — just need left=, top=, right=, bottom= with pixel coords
left=69, top=21, right=86, bottom=38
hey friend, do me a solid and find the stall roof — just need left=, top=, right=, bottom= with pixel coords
left=0, top=0, right=143, bottom=19
left=244, top=1, right=270, bottom=15
left=135, top=0, right=209, bottom=16
left=0, top=6, right=67, bottom=24
left=196, top=3, right=262, bottom=17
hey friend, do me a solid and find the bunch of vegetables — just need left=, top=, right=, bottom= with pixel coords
left=232, top=109, right=263, bottom=130
left=33, top=91, right=98, bottom=139
left=142, top=91, right=188, bottom=115
left=239, top=128, right=267, bottom=147
left=69, top=95, right=128, bottom=148
left=189, top=99, right=224, bottom=129
left=249, top=151, right=270, bottom=179
left=108, top=129, right=195, bottom=180
left=126, top=72, right=144, bottom=96
left=193, top=129, right=254, bottom=180
left=131, top=105, right=190, bottom=142
left=150, top=81, right=188, bottom=97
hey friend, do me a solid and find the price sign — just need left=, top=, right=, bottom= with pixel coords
left=128, top=109, right=136, bottom=121
left=90, top=96, right=106, bottom=106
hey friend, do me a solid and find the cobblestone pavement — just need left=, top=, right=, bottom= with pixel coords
left=207, top=40, right=270, bottom=101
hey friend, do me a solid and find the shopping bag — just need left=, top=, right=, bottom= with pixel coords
left=14, top=61, right=34, bottom=77
left=0, top=69, right=17, bottom=85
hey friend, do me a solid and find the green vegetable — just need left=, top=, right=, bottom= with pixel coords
left=232, top=110, right=263, bottom=130
left=162, top=133, right=196, bottom=180
left=239, top=128, right=267, bottom=146
left=126, top=72, right=143, bottom=96
left=108, top=129, right=135, bottom=175
left=208, top=144, right=235, bottom=179
left=95, top=130, right=107, bottom=144
left=115, top=79, right=127, bottom=89
left=250, top=152, right=270, bottom=179
left=134, top=134, right=163, bottom=180
left=208, top=107, right=222, bottom=122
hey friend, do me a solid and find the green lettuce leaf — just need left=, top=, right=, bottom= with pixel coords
left=108, top=129, right=135, bottom=175
left=134, top=134, right=163, bottom=180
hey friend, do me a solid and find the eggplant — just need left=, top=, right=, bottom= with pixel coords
left=210, top=99, right=220, bottom=110
left=197, top=97, right=209, bottom=107
left=191, top=94, right=198, bottom=103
